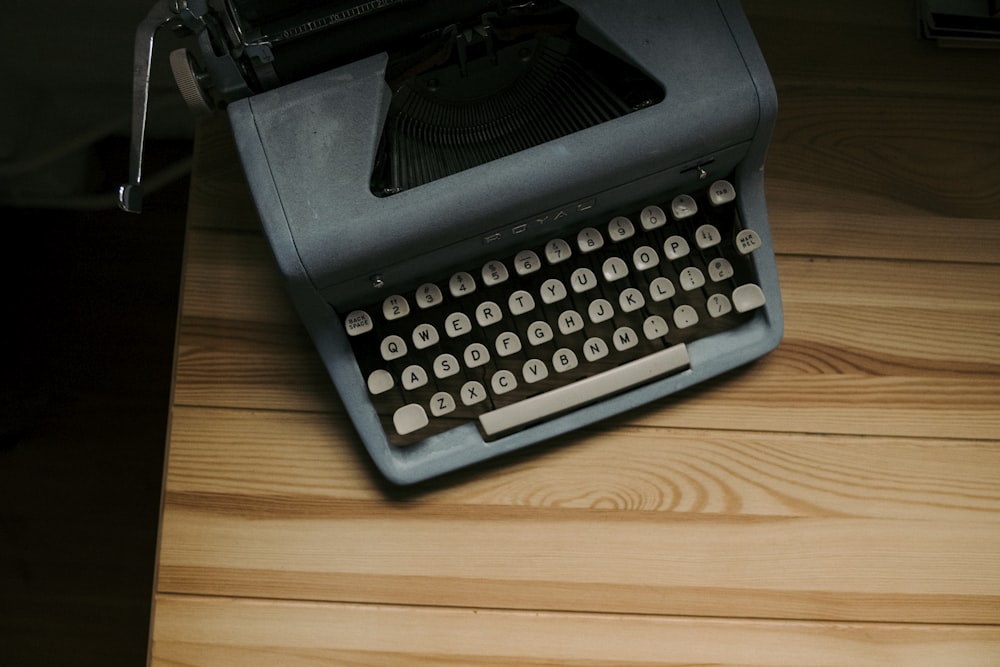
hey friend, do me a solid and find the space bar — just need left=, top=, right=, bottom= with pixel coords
left=478, top=343, right=690, bottom=438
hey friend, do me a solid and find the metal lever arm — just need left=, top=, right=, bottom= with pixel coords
left=118, top=1, right=179, bottom=213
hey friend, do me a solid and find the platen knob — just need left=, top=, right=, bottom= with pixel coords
left=169, top=48, right=213, bottom=115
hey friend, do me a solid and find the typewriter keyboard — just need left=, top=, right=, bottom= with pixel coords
left=343, top=179, right=767, bottom=446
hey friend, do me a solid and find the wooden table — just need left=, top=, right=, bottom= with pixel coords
left=149, top=3, right=1000, bottom=664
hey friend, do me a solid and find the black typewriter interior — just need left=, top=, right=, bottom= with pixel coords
left=369, top=1, right=665, bottom=196
left=225, top=1, right=664, bottom=195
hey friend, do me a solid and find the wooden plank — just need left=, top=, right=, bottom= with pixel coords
left=150, top=595, right=1000, bottom=667
left=185, top=116, right=260, bottom=234
left=163, top=407, right=1000, bottom=518
left=767, top=177, right=1000, bottom=264
left=744, top=0, right=1000, bottom=98
left=156, top=406, right=1000, bottom=624
left=766, top=92, right=1000, bottom=222
left=178, top=231, right=296, bottom=325
left=173, top=318, right=339, bottom=413
left=157, top=515, right=1000, bottom=624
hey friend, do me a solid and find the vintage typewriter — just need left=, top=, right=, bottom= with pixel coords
left=121, top=0, right=783, bottom=484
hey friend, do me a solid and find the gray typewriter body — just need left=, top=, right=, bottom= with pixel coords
left=125, top=0, right=782, bottom=484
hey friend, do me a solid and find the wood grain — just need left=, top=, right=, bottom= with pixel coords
left=157, top=406, right=1000, bottom=624
left=151, top=1, right=1000, bottom=663
left=152, top=595, right=1000, bottom=667
left=162, top=408, right=1000, bottom=519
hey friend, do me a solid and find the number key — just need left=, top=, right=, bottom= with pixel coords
left=514, top=250, right=542, bottom=276
left=382, top=295, right=410, bottom=321
left=545, top=239, right=572, bottom=264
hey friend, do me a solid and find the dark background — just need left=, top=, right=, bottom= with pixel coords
left=2, top=3, right=190, bottom=662
left=0, top=138, right=189, bottom=666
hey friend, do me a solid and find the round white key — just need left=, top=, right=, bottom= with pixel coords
left=475, top=301, right=503, bottom=327
left=461, top=381, right=487, bottom=406
left=633, top=246, right=660, bottom=271
left=577, top=227, right=605, bottom=253
left=708, top=179, right=736, bottom=206
left=673, top=305, right=699, bottom=329
left=736, top=229, right=762, bottom=255
left=583, top=337, right=609, bottom=362
left=664, top=235, right=690, bottom=260
left=552, top=348, right=579, bottom=373
left=522, top=359, right=549, bottom=384
left=344, top=310, right=373, bottom=336
left=545, top=239, right=572, bottom=264
left=643, top=315, right=669, bottom=339
left=708, top=258, right=735, bottom=282
left=444, top=312, right=472, bottom=338
left=449, top=271, right=476, bottom=297
left=430, top=392, right=456, bottom=417
left=412, top=323, right=439, bottom=349
left=401, top=364, right=428, bottom=390
left=695, top=224, right=721, bottom=249
left=540, top=278, right=568, bottom=304
left=602, top=257, right=629, bottom=282
left=558, top=310, right=584, bottom=335
left=508, top=290, right=536, bottom=315
left=588, top=299, right=614, bottom=324
left=433, top=353, right=460, bottom=379
left=570, top=267, right=598, bottom=293
left=649, top=277, right=675, bottom=302
left=514, top=250, right=542, bottom=276
left=393, top=404, right=428, bottom=435
left=671, top=194, right=698, bottom=219
left=608, top=216, right=635, bottom=241
left=495, top=332, right=522, bottom=357
left=613, top=327, right=639, bottom=351
left=464, top=343, right=491, bottom=368
left=380, top=335, right=407, bottom=360
left=367, top=369, right=394, bottom=395
left=382, top=295, right=410, bottom=320
left=482, top=260, right=509, bottom=286
left=527, top=321, right=554, bottom=346
left=708, top=294, right=733, bottom=318
left=680, top=267, right=706, bottom=291
left=491, top=370, right=518, bottom=395
left=733, top=283, right=767, bottom=312
left=416, top=283, right=443, bottom=309
left=640, top=205, right=667, bottom=231
left=619, top=288, right=645, bottom=313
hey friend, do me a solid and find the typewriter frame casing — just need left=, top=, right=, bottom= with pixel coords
left=225, top=0, right=782, bottom=484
